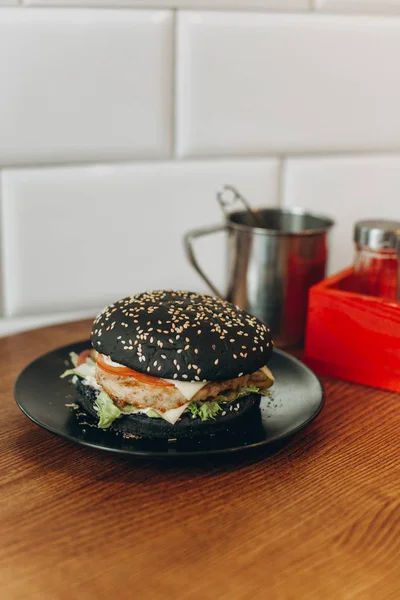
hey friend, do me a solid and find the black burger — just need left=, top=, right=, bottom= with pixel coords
left=61, top=290, right=274, bottom=438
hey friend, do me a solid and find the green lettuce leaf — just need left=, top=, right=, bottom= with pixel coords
left=60, top=362, right=96, bottom=380
left=69, top=352, right=79, bottom=368
left=146, top=409, right=162, bottom=419
left=214, top=385, right=267, bottom=403
left=188, top=385, right=271, bottom=421
left=236, top=385, right=262, bottom=397
left=60, top=368, right=79, bottom=379
left=121, top=404, right=138, bottom=415
left=95, top=391, right=123, bottom=428
left=188, top=401, right=223, bottom=421
left=94, top=392, right=163, bottom=427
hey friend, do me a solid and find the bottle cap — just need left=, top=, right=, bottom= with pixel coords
left=354, top=219, right=400, bottom=251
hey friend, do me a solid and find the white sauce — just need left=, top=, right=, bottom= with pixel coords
left=102, top=355, right=125, bottom=368
left=83, top=375, right=101, bottom=391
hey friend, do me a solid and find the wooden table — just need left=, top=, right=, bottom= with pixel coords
left=1, top=320, right=399, bottom=600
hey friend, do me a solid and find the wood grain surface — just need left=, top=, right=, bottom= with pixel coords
left=0, top=320, right=399, bottom=600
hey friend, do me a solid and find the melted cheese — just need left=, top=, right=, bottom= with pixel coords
left=144, top=403, right=190, bottom=425
left=260, top=365, right=274, bottom=381
left=164, top=378, right=208, bottom=401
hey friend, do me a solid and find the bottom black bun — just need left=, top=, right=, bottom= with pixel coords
left=75, top=378, right=260, bottom=439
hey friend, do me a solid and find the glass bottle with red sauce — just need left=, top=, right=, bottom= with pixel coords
left=353, top=220, right=400, bottom=300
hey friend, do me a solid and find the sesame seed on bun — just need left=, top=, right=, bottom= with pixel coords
left=91, top=290, right=273, bottom=382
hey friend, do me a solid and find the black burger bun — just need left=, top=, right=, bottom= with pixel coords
left=91, top=291, right=273, bottom=382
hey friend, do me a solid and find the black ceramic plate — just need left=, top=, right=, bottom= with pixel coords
left=14, top=341, right=324, bottom=458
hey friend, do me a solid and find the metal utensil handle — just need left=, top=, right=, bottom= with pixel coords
left=183, top=224, right=227, bottom=298
left=217, top=185, right=263, bottom=227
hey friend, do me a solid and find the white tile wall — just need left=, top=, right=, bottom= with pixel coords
left=282, top=155, right=400, bottom=275
left=0, top=308, right=101, bottom=338
left=1, top=159, right=279, bottom=318
left=26, top=0, right=309, bottom=9
left=1, top=1, right=400, bottom=335
left=0, top=9, right=173, bottom=166
left=177, top=12, right=400, bottom=156
left=315, top=0, right=400, bottom=14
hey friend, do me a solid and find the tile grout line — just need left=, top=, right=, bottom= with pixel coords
left=3, top=3, right=400, bottom=15
left=171, top=8, right=178, bottom=159
left=276, top=156, right=286, bottom=208
left=3, top=149, right=400, bottom=172
left=9, top=4, right=316, bottom=14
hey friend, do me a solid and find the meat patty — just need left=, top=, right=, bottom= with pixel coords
left=95, top=365, right=273, bottom=413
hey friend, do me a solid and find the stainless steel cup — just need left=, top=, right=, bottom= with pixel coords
left=184, top=207, right=334, bottom=347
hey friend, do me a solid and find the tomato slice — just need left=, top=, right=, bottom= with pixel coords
left=96, top=354, right=174, bottom=387
left=77, top=349, right=92, bottom=366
